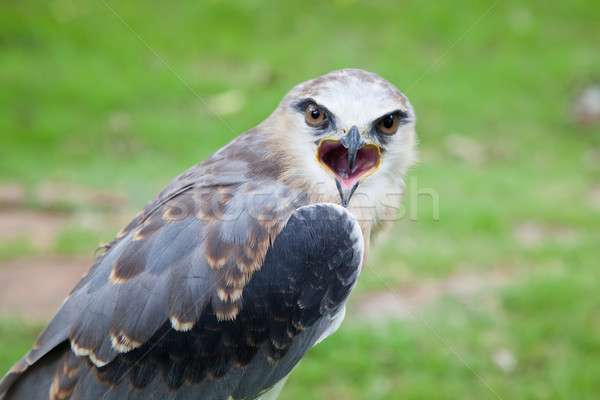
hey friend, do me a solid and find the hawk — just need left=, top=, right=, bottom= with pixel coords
left=0, top=68, right=416, bottom=399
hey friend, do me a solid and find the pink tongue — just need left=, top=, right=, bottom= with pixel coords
left=319, top=142, right=379, bottom=187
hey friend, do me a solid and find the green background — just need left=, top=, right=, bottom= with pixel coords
left=1, top=0, right=599, bottom=398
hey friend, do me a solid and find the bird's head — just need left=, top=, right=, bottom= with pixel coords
left=264, top=69, right=417, bottom=227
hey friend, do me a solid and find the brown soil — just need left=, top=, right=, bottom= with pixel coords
left=350, top=269, right=512, bottom=321
left=0, top=255, right=91, bottom=320
left=0, top=210, right=69, bottom=250
left=0, top=182, right=128, bottom=321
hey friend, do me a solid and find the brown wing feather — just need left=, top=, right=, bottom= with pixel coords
left=2, top=203, right=362, bottom=400
left=0, top=132, right=308, bottom=398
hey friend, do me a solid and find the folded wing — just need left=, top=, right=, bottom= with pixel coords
left=0, top=199, right=363, bottom=400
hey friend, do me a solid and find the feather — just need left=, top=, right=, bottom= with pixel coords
left=1, top=68, right=416, bottom=400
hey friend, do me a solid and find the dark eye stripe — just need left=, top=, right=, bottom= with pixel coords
left=371, top=109, right=412, bottom=147
left=293, top=98, right=335, bottom=133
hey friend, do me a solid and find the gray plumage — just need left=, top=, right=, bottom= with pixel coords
left=0, top=68, right=417, bottom=399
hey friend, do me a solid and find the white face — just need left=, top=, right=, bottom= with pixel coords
left=305, top=76, right=412, bottom=134
left=271, top=69, right=417, bottom=227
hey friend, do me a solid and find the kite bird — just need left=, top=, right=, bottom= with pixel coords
left=0, top=68, right=416, bottom=399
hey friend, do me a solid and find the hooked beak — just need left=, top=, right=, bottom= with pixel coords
left=316, top=126, right=381, bottom=207
left=339, top=125, right=365, bottom=171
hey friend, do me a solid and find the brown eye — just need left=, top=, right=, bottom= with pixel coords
left=305, top=103, right=325, bottom=126
left=379, top=114, right=399, bottom=134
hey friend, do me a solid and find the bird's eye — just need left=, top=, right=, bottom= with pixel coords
left=305, top=104, right=325, bottom=126
left=378, top=114, right=399, bottom=134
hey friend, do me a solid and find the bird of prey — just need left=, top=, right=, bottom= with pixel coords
left=0, top=68, right=416, bottom=400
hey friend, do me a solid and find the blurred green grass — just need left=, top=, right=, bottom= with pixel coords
left=1, top=0, right=599, bottom=398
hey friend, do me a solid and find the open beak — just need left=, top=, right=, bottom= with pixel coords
left=316, top=125, right=381, bottom=207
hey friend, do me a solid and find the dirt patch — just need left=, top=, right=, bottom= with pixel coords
left=445, top=134, right=487, bottom=166
left=590, top=184, right=600, bottom=209
left=0, top=255, right=92, bottom=320
left=0, top=182, right=134, bottom=251
left=513, top=220, right=579, bottom=247
left=0, top=210, right=69, bottom=250
left=36, top=181, right=128, bottom=211
left=350, top=269, right=512, bottom=321
left=0, top=183, right=27, bottom=207
left=0, top=182, right=133, bottom=321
